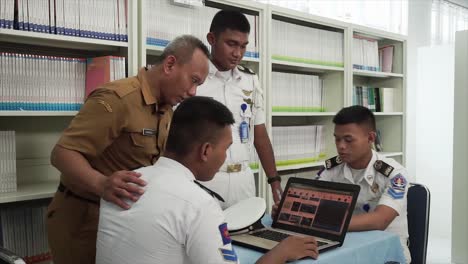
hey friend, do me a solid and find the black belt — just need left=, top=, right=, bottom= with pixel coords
left=57, top=182, right=99, bottom=205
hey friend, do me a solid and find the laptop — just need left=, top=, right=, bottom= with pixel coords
left=231, top=177, right=360, bottom=253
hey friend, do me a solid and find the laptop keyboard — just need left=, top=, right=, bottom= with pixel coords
left=252, top=230, right=329, bottom=247
left=252, top=230, right=290, bottom=242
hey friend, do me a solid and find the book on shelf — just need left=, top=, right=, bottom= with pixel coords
left=379, top=45, right=394, bottom=73
left=85, top=56, right=126, bottom=97
left=0, top=131, right=17, bottom=193
left=353, top=86, right=395, bottom=113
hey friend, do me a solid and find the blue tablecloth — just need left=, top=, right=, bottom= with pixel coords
left=233, top=216, right=406, bottom=264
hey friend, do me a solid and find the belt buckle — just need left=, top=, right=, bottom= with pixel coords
left=227, top=163, right=242, bottom=173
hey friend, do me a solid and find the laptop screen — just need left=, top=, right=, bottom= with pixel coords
left=276, top=182, right=355, bottom=236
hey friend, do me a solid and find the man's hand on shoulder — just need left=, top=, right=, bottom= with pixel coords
left=100, top=170, right=146, bottom=209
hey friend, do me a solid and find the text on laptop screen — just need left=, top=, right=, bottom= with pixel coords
left=277, top=183, right=354, bottom=235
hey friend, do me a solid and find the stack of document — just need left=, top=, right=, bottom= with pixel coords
left=0, top=52, right=86, bottom=111
left=0, top=203, right=51, bottom=263
left=146, top=0, right=259, bottom=59
left=352, top=35, right=380, bottom=71
left=0, top=131, right=16, bottom=193
left=272, top=20, right=344, bottom=67
left=272, top=125, right=326, bottom=166
left=272, top=72, right=324, bottom=112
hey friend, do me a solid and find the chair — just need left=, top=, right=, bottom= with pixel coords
left=407, top=183, right=431, bottom=264
left=0, top=247, right=25, bottom=264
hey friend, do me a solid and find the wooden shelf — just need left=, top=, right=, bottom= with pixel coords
left=272, top=112, right=336, bottom=117
left=272, top=59, right=344, bottom=73
left=380, top=152, right=403, bottom=158
left=277, top=161, right=325, bottom=172
left=0, top=29, right=127, bottom=51
left=353, top=69, right=404, bottom=78
left=0, top=181, right=58, bottom=204
left=374, top=112, right=404, bottom=116
left=146, top=44, right=260, bottom=62
left=0, top=111, right=78, bottom=116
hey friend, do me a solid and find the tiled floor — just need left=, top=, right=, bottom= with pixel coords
left=426, top=237, right=452, bottom=264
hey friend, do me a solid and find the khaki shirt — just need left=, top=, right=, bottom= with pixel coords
left=58, top=67, right=173, bottom=177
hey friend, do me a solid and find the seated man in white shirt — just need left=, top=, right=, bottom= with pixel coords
left=96, top=96, right=319, bottom=264
left=273, top=105, right=411, bottom=263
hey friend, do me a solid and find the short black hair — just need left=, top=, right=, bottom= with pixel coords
left=165, top=96, right=235, bottom=156
left=333, top=105, right=376, bottom=131
left=209, top=10, right=250, bottom=36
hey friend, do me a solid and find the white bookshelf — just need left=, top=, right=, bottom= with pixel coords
left=0, top=1, right=139, bottom=204
left=0, top=28, right=128, bottom=51
left=277, top=161, right=325, bottom=172
left=0, top=0, right=407, bottom=209
left=353, top=69, right=404, bottom=78
left=0, top=181, right=58, bottom=204
left=0, top=111, right=78, bottom=117
left=272, top=112, right=337, bottom=117
left=272, top=59, right=345, bottom=73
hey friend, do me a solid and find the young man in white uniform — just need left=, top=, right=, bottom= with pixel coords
left=96, top=96, right=319, bottom=264
left=316, top=105, right=412, bottom=263
left=196, top=10, right=282, bottom=209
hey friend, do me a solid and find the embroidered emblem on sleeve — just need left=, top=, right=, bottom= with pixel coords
left=325, top=156, right=342, bottom=169
left=97, top=99, right=113, bottom=112
left=242, top=90, right=253, bottom=96
left=218, top=223, right=231, bottom=245
left=387, top=173, right=407, bottom=199
left=219, top=248, right=238, bottom=262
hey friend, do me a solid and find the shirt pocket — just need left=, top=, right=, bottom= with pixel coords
left=130, top=132, right=159, bottom=157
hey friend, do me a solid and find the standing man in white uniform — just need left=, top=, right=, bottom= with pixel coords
left=197, top=10, right=282, bottom=209
left=316, top=105, right=411, bottom=263
left=96, top=96, right=319, bottom=264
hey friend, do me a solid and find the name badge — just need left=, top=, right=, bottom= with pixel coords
left=142, top=128, right=157, bottom=136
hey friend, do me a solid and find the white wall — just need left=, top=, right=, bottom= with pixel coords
left=407, top=1, right=455, bottom=263
left=416, top=45, right=454, bottom=239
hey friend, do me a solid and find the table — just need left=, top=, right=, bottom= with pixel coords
left=233, top=217, right=406, bottom=264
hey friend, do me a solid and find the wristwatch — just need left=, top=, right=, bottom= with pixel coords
left=267, top=175, right=281, bottom=184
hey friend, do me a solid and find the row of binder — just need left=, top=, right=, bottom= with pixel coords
left=0, top=0, right=128, bottom=41
left=352, top=86, right=396, bottom=112
left=271, top=71, right=324, bottom=112
left=272, top=125, right=326, bottom=165
left=0, top=204, right=51, bottom=263
left=145, top=0, right=259, bottom=59
left=0, top=131, right=16, bottom=193
left=272, top=19, right=344, bottom=67
left=0, top=52, right=126, bottom=111
left=352, top=35, right=381, bottom=71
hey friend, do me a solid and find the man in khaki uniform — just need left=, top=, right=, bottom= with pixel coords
left=46, top=35, right=209, bottom=264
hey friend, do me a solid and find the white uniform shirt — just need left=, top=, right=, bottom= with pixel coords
left=196, top=61, right=265, bottom=168
left=96, top=157, right=239, bottom=264
left=317, top=150, right=412, bottom=262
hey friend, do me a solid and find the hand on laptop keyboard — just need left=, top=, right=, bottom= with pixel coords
left=256, top=235, right=319, bottom=264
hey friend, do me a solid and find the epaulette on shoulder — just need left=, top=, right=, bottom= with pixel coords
left=374, top=160, right=394, bottom=177
left=237, top=65, right=255, bottom=75
left=325, top=156, right=342, bottom=170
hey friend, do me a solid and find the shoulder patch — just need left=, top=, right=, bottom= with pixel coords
left=237, top=65, right=255, bottom=75
left=97, top=99, right=113, bottom=112
left=374, top=160, right=394, bottom=177
left=219, top=248, right=238, bottom=262
left=218, top=223, right=231, bottom=245
left=325, top=156, right=342, bottom=170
